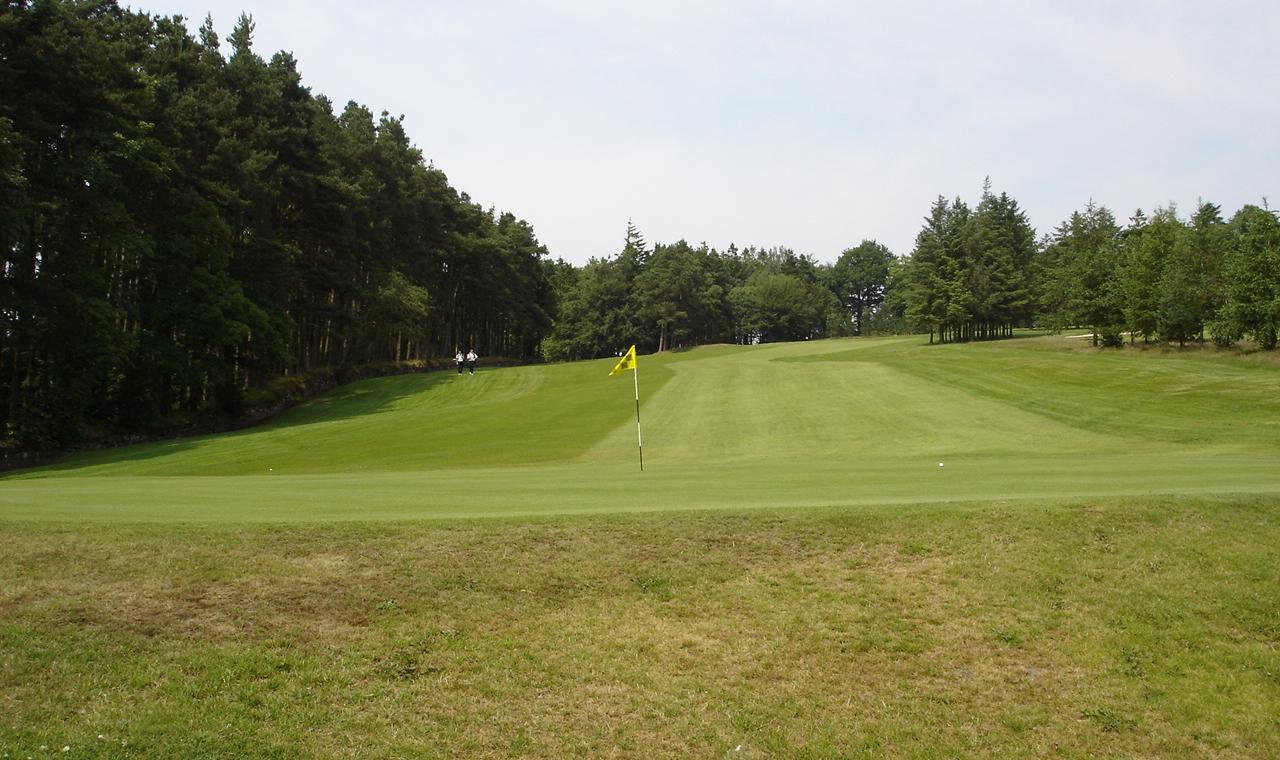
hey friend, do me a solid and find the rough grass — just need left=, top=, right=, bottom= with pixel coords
left=3, top=498, right=1279, bottom=758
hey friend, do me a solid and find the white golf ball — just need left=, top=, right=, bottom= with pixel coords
left=938, top=462, right=944, bottom=467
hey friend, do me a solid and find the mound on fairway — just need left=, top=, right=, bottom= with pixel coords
left=4, top=333, right=1280, bottom=521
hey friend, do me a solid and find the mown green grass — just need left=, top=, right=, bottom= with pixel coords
left=14, top=353, right=677, bottom=477
left=5, top=333, right=1280, bottom=520
left=3, top=333, right=1280, bottom=757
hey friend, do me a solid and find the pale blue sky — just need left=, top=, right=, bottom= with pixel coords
left=134, top=0, right=1280, bottom=264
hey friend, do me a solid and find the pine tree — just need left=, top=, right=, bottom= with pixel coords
left=1118, top=207, right=1171, bottom=343
left=903, top=197, right=950, bottom=343
left=1188, top=202, right=1228, bottom=342
left=971, top=189, right=1035, bottom=338
left=1211, top=205, right=1280, bottom=349
left=1039, top=202, right=1123, bottom=346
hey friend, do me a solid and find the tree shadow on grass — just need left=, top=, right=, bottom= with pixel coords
left=5, top=370, right=458, bottom=478
left=265, top=370, right=456, bottom=429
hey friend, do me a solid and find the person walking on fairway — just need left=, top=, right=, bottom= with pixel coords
left=455, top=349, right=464, bottom=375
left=466, top=348, right=478, bottom=375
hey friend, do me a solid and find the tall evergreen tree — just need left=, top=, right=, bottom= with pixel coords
left=902, top=197, right=950, bottom=343
left=0, top=0, right=151, bottom=444
left=1211, top=205, right=1280, bottom=349
left=1186, top=201, right=1228, bottom=342
left=1039, top=202, right=1124, bottom=346
left=970, top=187, right=1036, bottom=337
left=1118, top=207, right=1171, bottom=343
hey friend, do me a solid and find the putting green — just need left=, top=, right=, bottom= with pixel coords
left=4, top=334, right=1279, bottom=522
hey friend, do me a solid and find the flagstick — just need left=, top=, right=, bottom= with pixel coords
left=633, top=362, right=644, bottom=472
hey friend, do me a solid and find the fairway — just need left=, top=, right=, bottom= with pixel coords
left=5, top=333, right=1280, bottom=520
left=5, top=334, right=1280, bottom=758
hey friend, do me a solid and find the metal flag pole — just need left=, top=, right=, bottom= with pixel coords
left=633, top=360, right=644, bottom=472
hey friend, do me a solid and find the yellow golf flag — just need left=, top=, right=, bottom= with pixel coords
left=610, top=344, right=644, bottom=470
left=609, top=345, right=637, bottom=376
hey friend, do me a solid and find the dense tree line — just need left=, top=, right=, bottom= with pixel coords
left=893, top=180, right=1280, bottom=350
left=547, top=182, right=1279, bottom=361
left=898, top=180, right=1037, bottom=343
left=540, top=221, right=895, bottom=361
left=1, top=1, right=552, bottom=449
left=1035, top=200, right=1280, bottom=349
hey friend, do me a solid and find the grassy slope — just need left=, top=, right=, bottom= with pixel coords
left=18, top=353, right=675, bottom=476
left=3, top=334, right=1280, bottom=521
